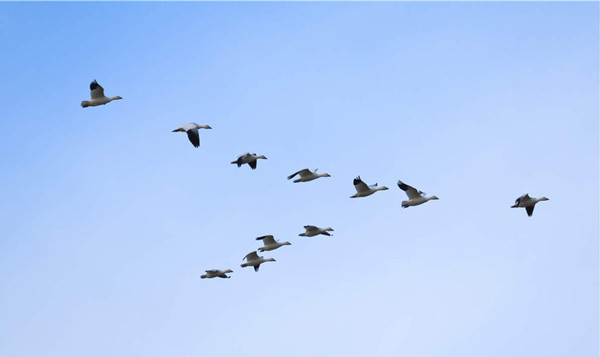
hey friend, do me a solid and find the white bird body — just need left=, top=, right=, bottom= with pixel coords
left=287, top=168, right=331, bottom=183
left=299, top=225, right=334, bottom=237
left=231, top=153, right=267, bottom=170
left=511, top=194, right=549, bottom=216
left=256, top=235, right=291, bottom=252
left=81, top=80, right=122, bottom=108
left=241, top=251, right=276, bottom=272
left=350, top=176, right=388, bottom=198
left=172, top=123, right=212, bottom=148
left=201, top=269, right=233, bottom=279
left=397, top=181, right=439, bottom=208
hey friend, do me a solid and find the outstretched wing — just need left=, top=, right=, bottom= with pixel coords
left=397, top=180, right=422, bottom=199
left=304, top=225, right=319, bottom=232
left=515, top=194, right=531, bottom=206
left=90, top=79, right=105, bottom=99
left=186, top=128, right=200, bottom=148
left=288, top=169, right=312, bottom=180
left=244, top=251, right=260, bottom=261
left=256, top=235, right=276, bottom=245
left=353, top=176, right=370, bottom=193
left=526, top=205, right=534, bottom=217
left=205, top=269, right=219, bottom=273
left=248, top=160, right=257, bottom=170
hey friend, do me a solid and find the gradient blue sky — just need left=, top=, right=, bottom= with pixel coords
left=0, top=2, right=598, bottom=356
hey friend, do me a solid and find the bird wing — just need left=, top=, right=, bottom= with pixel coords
left=186, top=128, right=200, bottom=148
left=90, top=80, right=105, bottom=99
left=287, top=169, right=312, bottom=180
left=205, top=269, right=219, bottom=273
left=353, top=176, right=370, bottom=193
left=526, top=205, right=534, bottom=217
left=515, top=194, right=531, bottom=206
left=248, top=160, right=257, bottom=170
left=256, top=235, right=276, bottom=245
left=397, top=181, right=422, bottom=199
left=304, top=225, right=319, bottom=232
left=244, top=251, right=260, bottom=261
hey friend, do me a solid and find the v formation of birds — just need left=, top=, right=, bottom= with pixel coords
left=82, top=80, right=550, bottom=279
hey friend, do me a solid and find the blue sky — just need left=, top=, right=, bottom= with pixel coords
left=0, top=2, right=598, bottom=356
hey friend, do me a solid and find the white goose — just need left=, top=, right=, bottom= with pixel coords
left=299, top=225, right=334, bottom=237
left=350, top=176, right=388, bottom=198
left=256, top=235, right=291, bottom=252
left=81, top=80, right=122, bottom=108
left=201, top=269, right=233, bottom=279
left=287, top=168, right=331, bottom=183
left=241, top=251, right=276, bottom=272
left=231, top=153, right=267, bottom=170
left=397, top=180, right=439, bottom=208
left=172, top=123, right=212, bottom=148
left=511, top=194, right=549, bottom=217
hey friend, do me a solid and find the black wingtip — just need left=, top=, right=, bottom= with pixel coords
left=526, top=206, right=534, bottom=217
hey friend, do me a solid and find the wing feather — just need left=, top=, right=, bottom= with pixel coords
left=397, top=180, right=422, bottom=199
left=353, top=176, right=370, bottom=193
left=244, top=251, right=260, bottom=261
left=186, top=128, right=200, bottom=148
left=256, top=235, right=276, bottom=245
left=90, top=80, right=105, bottom=99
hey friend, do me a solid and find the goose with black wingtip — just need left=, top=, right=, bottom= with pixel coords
left=397, top=180, right=439, bottom=208
left=241, top=251, right=275, bottom=272
left=172, top=123, right=212, bottom=148
left=350, top=176, right=388, bottom=198
left=81, top=80, right=122, bottom=108
left=256, top=235, right=291, bottom=252
left=511, top=194, right=549, bottom=217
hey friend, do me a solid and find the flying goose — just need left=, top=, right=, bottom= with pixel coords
left=350, top=176, right=388, bottom=198
left=256, top=235, right=291, bottom=252
left=241, top=251, right=276, bottom=272
left=172, top=123, right=212, bottom=148
left=201, top=269, right=233, bottom=279
left=397, top=180, right=439, bottom=208
left=511, top=194, right=549, bottom=216
left=287, top=168, right=331, bottom=183
left=81, top=80, right=122, bottom=108
left=231, top=153, right=267, bottom=170
left=299, top=225, right=334, bottom=237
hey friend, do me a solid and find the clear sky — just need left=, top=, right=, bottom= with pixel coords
left=0, top=2, right=598, bottom=357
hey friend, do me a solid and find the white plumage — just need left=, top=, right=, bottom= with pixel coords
left=172, top=123, right=212, bottom=148
left=397, top=180, right=439, bottom=208
left=240, top=251, right=276, bottom=272
left=287, top=168, right=331, bottom=183
left=350, top=176, right=388, bottom=198
left=299, top=225, right=334, bottom=237
left=81, top=80, right=122, bottom=108
left=511, top=194, right=549, bottom=216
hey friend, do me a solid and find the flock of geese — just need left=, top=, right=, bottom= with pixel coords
left=82, top=80, right=550, bottom=280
